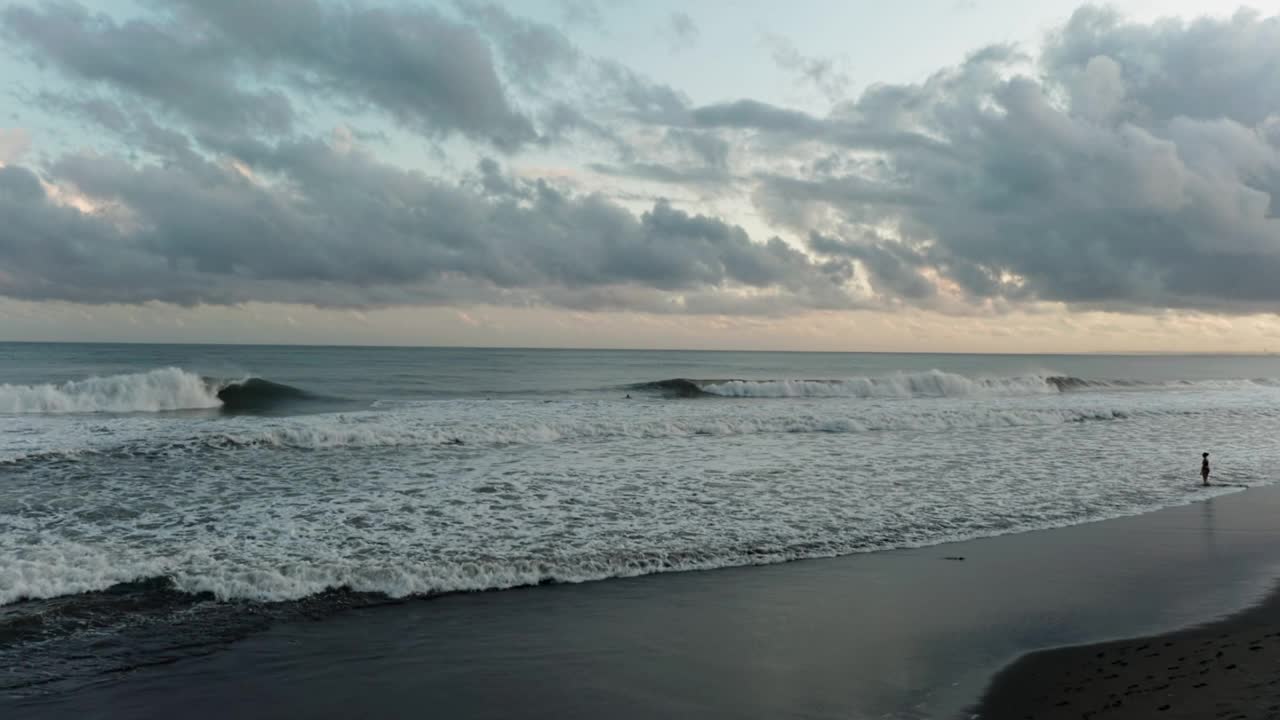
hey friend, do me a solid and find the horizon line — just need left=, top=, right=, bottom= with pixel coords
left=0, top=339, right=1276, bottom=357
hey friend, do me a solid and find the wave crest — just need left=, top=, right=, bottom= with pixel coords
left=0, top=368, right=222, bottom=414
left=635, top=370, right=1087, bottom=399
left=0, top=369, right=316, bottom=414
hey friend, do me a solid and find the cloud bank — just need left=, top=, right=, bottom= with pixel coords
left=3, top=3, right=1280, bottom=317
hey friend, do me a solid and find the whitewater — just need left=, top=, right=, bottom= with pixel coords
left=4, top=344, right=1280, bottom=690
left=0, top=367, right=224, bottom=413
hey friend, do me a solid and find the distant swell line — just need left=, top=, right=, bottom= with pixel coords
left=628, top=371, right=1269, bottom=399
left=631, top=372, right=1103, bottom=399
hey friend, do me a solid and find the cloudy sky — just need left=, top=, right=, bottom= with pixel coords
left=3, top=0, right=1280, bottom=351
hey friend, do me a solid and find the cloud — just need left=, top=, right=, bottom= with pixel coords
left=750, top=8, right=1280, bottom=313
left=0, top=128, right=31, bottom=165
left=807, top=231, right=935, bottom=301
left=596, top=60, right=690, bottom=123
left=558, top=0, right=604, bottom=28
left=588, top=128, right=734, bottom=186
left=454, top=1, right=581, bottom=90
left=588, top=162, right=729, bottom=186
left=2, top=3, right=293, bottom=136
left=6, top=0, right=689, bottom=156
left=765, top=35, right=851, bottom=103
left=40, top=95, right=197, bottom=161
left=0, top=142, right=854, bottom=313
left=9, top=2, right=1280, bottom=319
left=3, top=0, right=536, bottom=149
left=666, top=129, right=731, bottom=170
left=1043, top=6, right=1280, bottom=127
left=667, top=12, right=699, bottom=51
left=689, top=99, right=949, bottom=154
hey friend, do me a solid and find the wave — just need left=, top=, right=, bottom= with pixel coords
left=4, top=481, right=1246, bottom=607
left=215, top=378, right=315, bottom=411
left=632, top=371, right=1096, bottom=399
left=0, top=368, right=315, bottom=414
left=112, top=407, right=1137, bottom=456
left=628, top=371, right=1267, bottom=399
left=0, top=368, right=222, bottom=414
left=0, top=407, right=1144, bottom=465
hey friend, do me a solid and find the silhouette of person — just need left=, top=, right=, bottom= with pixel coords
left=1201, top=452, right=1210, bottom=486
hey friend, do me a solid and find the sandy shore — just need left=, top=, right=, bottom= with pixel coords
left=974, top=585, right=1280, bottom=719
left=12, top=486, right=1280, bottom=720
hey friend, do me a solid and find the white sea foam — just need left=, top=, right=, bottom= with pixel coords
left=687, top=372, right=1280, bottom=399
left=695, top=371, right=1057, bottom=398
left=0, top=368, right=222, bottom=414
left=201, top=407, right=1136, bottom=451
left=0, top=480, right=1247, bottom=606
left=4, top=365, right=1280, bottom=607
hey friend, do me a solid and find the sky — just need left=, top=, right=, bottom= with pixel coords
left=3, top=1, right=1280, bottom=351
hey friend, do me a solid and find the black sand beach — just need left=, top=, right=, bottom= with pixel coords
left=8, top=485, right=1280, bottom=720
left=976, top=589, right=1280, bottom=719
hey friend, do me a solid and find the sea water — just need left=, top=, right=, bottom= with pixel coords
left=4, top=343, right=1280, bottom=693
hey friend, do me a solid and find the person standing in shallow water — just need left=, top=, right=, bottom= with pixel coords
left=1201, top=452, right=1211, bottom=486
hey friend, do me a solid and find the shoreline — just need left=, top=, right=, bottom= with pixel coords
left=972, top=582, right=1280, bottom=719
left=11, top=485, right=1280, bottom=720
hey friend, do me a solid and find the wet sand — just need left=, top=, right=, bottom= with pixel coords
left=975, top=582, right=1280, bottom=719
left=11, top=486, right=1280, bottom=720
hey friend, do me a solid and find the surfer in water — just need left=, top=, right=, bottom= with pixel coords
left=1201, top=452, right=1210, bottom=486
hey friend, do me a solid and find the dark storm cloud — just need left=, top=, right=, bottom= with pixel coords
left=0, top=143, right=853, bottom=311
left=749, top=8, right=1280, bottom=312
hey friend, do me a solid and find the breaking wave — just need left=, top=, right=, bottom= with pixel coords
left=633, top=371, right=1182, bottom=399
left=2, top=476, right=1244, bottom=607
left=0, top=368, right=314, bottom=414
left=0, top=368, right=222, bottom=414
left=215, top=378, right=315, bottom=411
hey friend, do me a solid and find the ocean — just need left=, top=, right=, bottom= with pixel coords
left=4, top=343, right=1280, bottom=699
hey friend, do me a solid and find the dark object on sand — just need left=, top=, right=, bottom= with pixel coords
left=944, top=556, right=965, bottom=561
